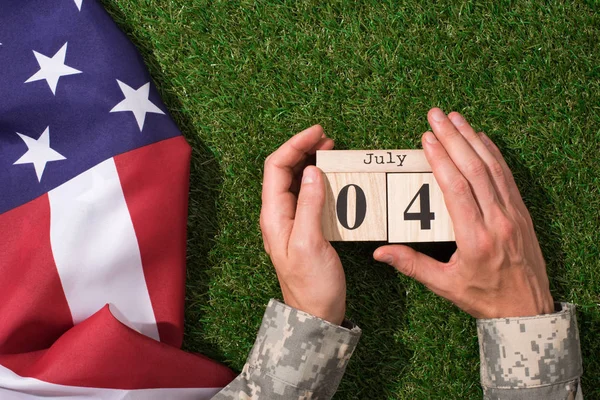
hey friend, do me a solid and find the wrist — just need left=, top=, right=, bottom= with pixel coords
left=483, top=268, right=554, bottom=318
left=281, top=287, right=347, bottom=326
left=287, top=302, right=346, bottom=326
left=481, top=290, right=555, bottom=319
left=282, top=295, right=346, bottom=326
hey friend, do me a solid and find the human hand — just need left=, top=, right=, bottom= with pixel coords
left=374, top=109, right=554, bottom=319
left=260, top=125, right=346, bottom=325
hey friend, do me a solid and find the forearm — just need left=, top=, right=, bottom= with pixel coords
left=212, top=299, right=361, bottom=399
left=478, top=302, right=583, bottom=400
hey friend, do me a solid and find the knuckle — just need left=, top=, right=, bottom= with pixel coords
left=489, top=161, right=505, bottom=179
left=263, top=242, right=271, bottom=256
left=497, top=217, right=516, bottom=240
left=297, top=194, right=313, bottom=207
left=476, top=234, right=494, bottom=254
left=259, top=212, right=275, bottom=237
left=263, top=154, right=273, bottom=168
left=402, top=258, right=417, bottom=279
left=464, top=158, right=487, bottom=177
left=298, top=190, right=322, bottom=208
left=259, top=213, right=267, bottom=232
left=442, top=126, right=462, bottom=139
left=289, top=238, right=314, bottom=254
left=429, top=151, right=450, bottom=167
left=291, top=236, right=328, bottom=256
left=449, top=177, right=470, bottom=196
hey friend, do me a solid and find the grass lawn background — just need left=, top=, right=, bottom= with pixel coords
left=101, top=1, right=600, bottom=398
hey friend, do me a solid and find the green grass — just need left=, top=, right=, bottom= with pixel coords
left=101, top=1, right=600, bottom=398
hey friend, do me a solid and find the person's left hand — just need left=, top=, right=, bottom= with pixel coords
left=259, top=125, right=347, bottom=325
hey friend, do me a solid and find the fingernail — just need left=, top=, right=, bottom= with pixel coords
left=375, top=253, right=394, bottom=264
left=449, top=112, right=466, bottom=127
left=431, top=108, right=446, bottom=122
left=424, top=131, right=437, bottom=144
left=302, top=167, right=316, bottom=184
left=300, top=125, right=320, bottom=137
left=300, top=128, right=312, bottom=137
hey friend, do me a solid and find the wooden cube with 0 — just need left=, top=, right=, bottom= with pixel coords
left=322, top=173, right=387, bottom=241
left=317, top=150, right=455, bottom=243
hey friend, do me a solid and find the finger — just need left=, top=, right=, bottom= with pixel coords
left=422, top=131, right=485, bottom=241
left=261, top=125, right=324, bottom=248
left=260, top=221, right=271, bottom=255
left=290, top=137, right=335, bottom=195
left=477, top=131, right=543, bottom=272
left=265, top=125, right=325, bottom=176
left=478, top=132, right=523, bottom=200
left=478, top=132, right=533, bottom=224
left=262, top=235, right=271, bottom=255
left=291, top=137, right=335, bottom=179
left=448, top=112, right=511, bottom=206
left=311, top=136, right=335, bottom=153
left=289, top=166, right=327, bottom=246
left=374, top=245, right=448, bottom=294
left=428, top=108, right=498, bottom=210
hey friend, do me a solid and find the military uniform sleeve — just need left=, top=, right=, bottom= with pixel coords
left=212, top=299, right=362, bottom=400
left=477, top=302, right=583, bottom=400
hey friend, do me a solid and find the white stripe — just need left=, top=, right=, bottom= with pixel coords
left=48, top=158, right=159, bottom=340
left=0, top=365, right=221, bottom=399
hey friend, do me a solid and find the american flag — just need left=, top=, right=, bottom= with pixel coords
left=0, top=1, right=235, bottom=398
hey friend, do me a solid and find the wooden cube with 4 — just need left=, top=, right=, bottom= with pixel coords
left=317, top=150, right=455, bottom=243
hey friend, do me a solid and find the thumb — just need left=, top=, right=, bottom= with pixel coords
left=291, top=166, right=327, bottom=241
left=374, top=245, right=448, bottom=292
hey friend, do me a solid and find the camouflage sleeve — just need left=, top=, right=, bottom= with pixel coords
left=477, top=302, right=583, bottom=400
left=212, top=299, right=362, bottom=400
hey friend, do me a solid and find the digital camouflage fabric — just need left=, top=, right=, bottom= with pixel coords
left=212, top=300, right=583, bottom=399
left=213, top=300, right=361, bottom=399
left=478, top=302, right=583, bottom=400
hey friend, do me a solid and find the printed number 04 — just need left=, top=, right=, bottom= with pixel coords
left=336, top=183, right=436, bottom=231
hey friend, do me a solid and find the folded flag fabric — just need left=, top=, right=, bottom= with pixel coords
left=0, top=0, right=235, bottom=398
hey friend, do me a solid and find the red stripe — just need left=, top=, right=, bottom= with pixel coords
left=0, top=195, right=73, bottom=354
left=0, top=305, right=235, bottom=389
left=0, top=138, right=235, bottom=389
left=114, top=136, right=191, bottom=348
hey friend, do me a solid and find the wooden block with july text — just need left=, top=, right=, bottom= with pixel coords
left=317, top=150, right=455, bottom=243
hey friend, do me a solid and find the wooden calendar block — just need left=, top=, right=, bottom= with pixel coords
left=317, top=150, right=455, bottom=243
left=387, top=173, right=455, bottom=243
left=322, top=173, right=387, bottom=241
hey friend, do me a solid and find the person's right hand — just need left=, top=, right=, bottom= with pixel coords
left=374, top=109, right=555, bottom=319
